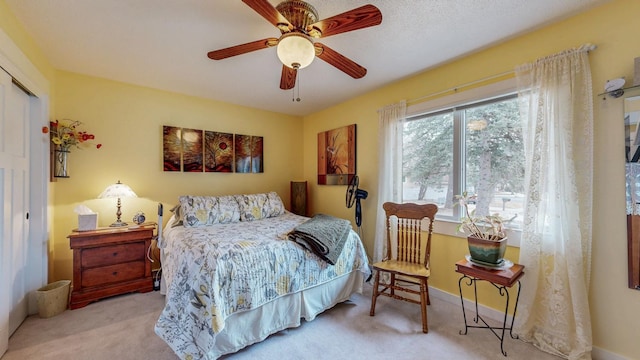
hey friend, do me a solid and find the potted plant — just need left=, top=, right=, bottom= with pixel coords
left=455, top=192, right=508, bottom=265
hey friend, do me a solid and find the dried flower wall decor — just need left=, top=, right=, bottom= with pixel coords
left=317, top=124, right=356, bottom=185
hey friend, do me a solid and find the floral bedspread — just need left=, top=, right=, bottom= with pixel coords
left=154, top=211, right=370, bottom=360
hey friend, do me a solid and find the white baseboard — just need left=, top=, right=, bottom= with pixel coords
left=591, top=347, right=633, bottom=360
left=428, top=287, right=631, bottom=360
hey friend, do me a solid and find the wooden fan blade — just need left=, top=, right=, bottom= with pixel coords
left=307, top=4, right=382, bottom=38
left=242, top=0, right=291, bottom=29
left=207, top=38, right=278, bottom=60
left=314, top=43, right=367, bottom=79
left=280, top=65, right=297, bottom=90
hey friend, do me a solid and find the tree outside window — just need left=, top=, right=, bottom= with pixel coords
left=402, top=95, right=524, bottom=227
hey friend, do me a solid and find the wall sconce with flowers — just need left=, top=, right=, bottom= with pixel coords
left=44, top=119, right=101, bottom=178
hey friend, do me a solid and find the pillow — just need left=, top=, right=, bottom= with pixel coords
left=237, top=193, right=269, bottom=221
left=179, top=195, right=219, bottom=227
left=236, top=192, right=285, bottom=221
left=266, top=191, right=285, bottom=217
left=169, top=204, right=184, bottom=228
left=216, top=195, right=241, bottom=224
left=179, top=195, right=242, bottom=227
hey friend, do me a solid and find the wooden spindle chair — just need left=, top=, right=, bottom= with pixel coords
left=369, top=202, right=438, bottom=333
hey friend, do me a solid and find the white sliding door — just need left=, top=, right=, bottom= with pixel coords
left=0, top=68, right=11, bottom=356
left=0, top=67, right=31, bottom=354
left=8, top=71, right=31, bottom=334
left=0, top=26, right=50, bottom=357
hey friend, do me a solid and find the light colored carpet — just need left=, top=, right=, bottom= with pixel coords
left=3, top=283, right=560, bottom=360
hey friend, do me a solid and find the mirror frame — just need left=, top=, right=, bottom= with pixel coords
left=624, top=89, right=640, bottom=289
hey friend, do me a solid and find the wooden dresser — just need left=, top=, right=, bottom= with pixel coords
left=68, top=224, right=155, bottom=309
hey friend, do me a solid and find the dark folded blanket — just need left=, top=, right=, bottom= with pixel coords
left=288, top=214, right=352, bottom=265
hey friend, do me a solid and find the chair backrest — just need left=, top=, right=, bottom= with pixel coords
left=382, top=202, right=438, bottom=268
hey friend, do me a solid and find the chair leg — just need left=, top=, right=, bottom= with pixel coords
left=420, top=279, right=428, bottom=333
left=390, top=273, right=396, bottom=297
left=426, top=279, right=430, bottom=305
left=369, top=270, right=380, bottom=316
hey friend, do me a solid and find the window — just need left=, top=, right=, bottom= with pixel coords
left=402, top=93, right=524, bottom=229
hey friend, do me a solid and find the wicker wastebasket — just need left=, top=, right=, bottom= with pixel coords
left=36, top=280, right=71, bottom=318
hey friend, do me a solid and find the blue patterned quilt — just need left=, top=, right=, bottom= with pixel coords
left=154, top=211, right=369, bottom=359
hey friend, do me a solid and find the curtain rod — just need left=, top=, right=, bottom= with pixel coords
left=407, top=43, right=597, bottom=106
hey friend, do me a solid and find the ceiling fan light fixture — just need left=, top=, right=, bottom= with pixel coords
left=277, top=32, right=315, bottom=69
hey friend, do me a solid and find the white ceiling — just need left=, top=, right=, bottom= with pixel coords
left=5, top=0, right=608, bottom=116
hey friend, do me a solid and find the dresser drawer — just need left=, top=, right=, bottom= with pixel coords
left=82, top=242, right=145, bottom=268
left=69, top=225, right=155, bottom=309
left=81, top=261, right=146, bottom=288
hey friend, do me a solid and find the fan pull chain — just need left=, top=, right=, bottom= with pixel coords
left=297, top=72, right=301, bottom=102
left=292, top=71, right=301, bottom=102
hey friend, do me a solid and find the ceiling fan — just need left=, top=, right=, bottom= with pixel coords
left=207, top=0, right=382, bottom=90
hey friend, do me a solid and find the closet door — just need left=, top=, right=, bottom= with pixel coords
left=0, top=68, right=31, bottom=355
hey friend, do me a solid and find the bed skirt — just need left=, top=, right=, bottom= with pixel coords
left=160, top=257, right=364, bottom=359
left=213, top=270, right=364, bottom=358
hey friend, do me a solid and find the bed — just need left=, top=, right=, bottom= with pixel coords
left=154, top=192, right=370, bottom=359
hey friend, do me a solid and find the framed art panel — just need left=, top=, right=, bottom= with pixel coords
left=205, top=131, right=233, bottom=172
left=182, top=128, right=203, bottom=172
left=251, top=135, right=264, bottom=173
left=235, top=134, right=263, bottom=173
left=163, top=125, right=181, bottom=172
left=317, top=124, right=356, bottom=185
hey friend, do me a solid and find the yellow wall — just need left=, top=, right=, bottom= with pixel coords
left=302, top=0, right=640, bottom=358
left=50, top=71, right=303, bottom=282
left=0, top=0, right=54, bottom=83
left=3, top=0, right=640, bottom=357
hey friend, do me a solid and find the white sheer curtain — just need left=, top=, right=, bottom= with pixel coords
left=514, top=47, right=594, bottom=360
left=373, top=101, right=406, bottom=262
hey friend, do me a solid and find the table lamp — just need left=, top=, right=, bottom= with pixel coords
left=98, top=180, right=137, bottom=227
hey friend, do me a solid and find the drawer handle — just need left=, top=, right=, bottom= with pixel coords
left=112, top=271, right=118, bottom=276
left=112, top=252, right=118, bottom=257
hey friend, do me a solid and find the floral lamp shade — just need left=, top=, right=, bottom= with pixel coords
left=98, top=180, right=137, bottom=227
left=98, top=181, right=137, bottom=199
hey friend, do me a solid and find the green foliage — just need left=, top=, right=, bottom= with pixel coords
left=465, top=98, right=524, bottom=215
left=403, top=96, right=524, bottom=216
left=403, top=111, right=454, bottom=202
